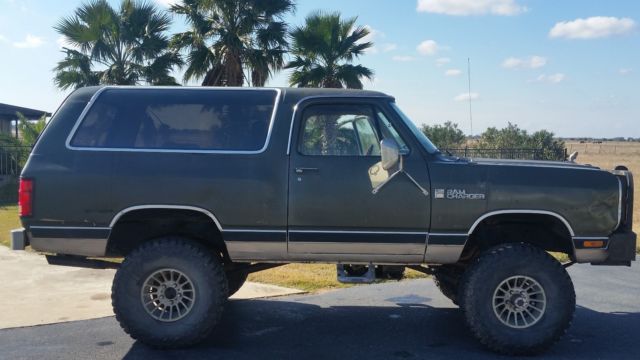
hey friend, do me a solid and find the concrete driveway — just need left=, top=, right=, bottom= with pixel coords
left=0, top=263, right=638, bottom=360
left=0, top=246, right=302, bottom=329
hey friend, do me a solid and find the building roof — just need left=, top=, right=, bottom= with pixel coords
left=0, top=103, right=51, bottom=121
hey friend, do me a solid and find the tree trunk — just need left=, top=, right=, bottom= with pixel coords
left=224, top=52, right=244, bottom=86
left=201, top=65, right=225, bottom=86
left=321, top=115, right=339, bottom=155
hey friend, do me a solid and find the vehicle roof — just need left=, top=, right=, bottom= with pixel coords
left=77, top=86, right=394, bottom=104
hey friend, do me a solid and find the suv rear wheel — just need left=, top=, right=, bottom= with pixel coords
left=112, top=237, right=228, bottom=348
left=459, top=243, right=575, bottom=355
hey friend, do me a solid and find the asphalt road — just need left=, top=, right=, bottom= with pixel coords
left=1, top=264, right=639, bottom=360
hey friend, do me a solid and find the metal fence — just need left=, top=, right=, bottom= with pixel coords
left=0, top=146, right=31, bottom=176
left=445, top=147, right=567, bottom=161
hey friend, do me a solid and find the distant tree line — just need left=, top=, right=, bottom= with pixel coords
left=421, top=122, right=566, bottom=158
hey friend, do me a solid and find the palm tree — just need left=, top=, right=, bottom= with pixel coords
left=53, top=48, right=103, bottom=90
left=286, top=11, right=374, bottom=89
left=16, top=112, right=47, bottom=147
left=169, top=0, right=295, bottom=87
left=53, top=0, right=181, bottom=90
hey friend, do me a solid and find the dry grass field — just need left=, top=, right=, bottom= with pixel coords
left=248, top=264, right=427, bottom=292
left=566, top=141, right=640, bottom=245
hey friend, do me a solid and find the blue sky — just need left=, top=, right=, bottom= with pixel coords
left=0, top=0, right=637, bottom=137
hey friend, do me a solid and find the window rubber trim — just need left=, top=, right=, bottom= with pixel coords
left=64, top=86, right=282, bottom=154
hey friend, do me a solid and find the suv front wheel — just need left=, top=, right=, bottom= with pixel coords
left=112, top=237, right=228, bottom=348
left=459, top=243, right=575, bottom=355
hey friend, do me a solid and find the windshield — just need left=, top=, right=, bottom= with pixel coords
left=389, top=102, right=440, bottom=154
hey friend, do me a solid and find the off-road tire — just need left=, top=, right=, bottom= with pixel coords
left=432, top=265, right=464, bottom=305
left=226, top=269, right=249, bottom=297
left=459, top=243, right=575, bottom=355
left=112, top=237, right=228, bottom=349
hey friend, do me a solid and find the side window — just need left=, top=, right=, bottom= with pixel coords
left=71, top=102, right=117, bottom=147
left=376, top=110, right=409, bottom=154
left=70, top=88, right=277, bottom=151
left=299, top=105, right=380, bottom=156
left=354, top=117, right=381, bottom=156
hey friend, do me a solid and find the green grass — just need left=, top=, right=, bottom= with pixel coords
left=0, top=205, right=21, bottom=247
left=0, top=178, right=19, bottom=204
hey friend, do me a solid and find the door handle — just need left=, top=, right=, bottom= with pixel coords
left=295, top=167, right=319, bottom=174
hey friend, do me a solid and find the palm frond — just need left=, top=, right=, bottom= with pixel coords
left=53, top=0, right=179, bottom=89
left=287, top=11, right=374, bottom=89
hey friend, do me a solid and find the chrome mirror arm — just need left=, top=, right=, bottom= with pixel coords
left=371, top=156, right=429, bottom=196
left=402, top=170, right=430, bottom=196
left=371, top=169, right=402, bottom=195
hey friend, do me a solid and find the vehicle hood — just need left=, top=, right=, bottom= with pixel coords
left=467, top=158, right=601, bottom=171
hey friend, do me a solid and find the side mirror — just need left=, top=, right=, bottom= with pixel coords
left=380, top=138, right=400, bottom=171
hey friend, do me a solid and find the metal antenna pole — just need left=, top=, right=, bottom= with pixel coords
left=467, top=57, right=473, bottom=136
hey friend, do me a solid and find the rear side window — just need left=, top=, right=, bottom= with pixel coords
left=69, top=88, right=278, bottom=152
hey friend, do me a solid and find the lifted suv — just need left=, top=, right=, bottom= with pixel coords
left=16, top=86, right=635, bottom=355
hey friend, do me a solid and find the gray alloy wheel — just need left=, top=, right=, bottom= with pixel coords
left=141, top=268, right=196, bottom=322
left=492, top=275, right=547, bottom=329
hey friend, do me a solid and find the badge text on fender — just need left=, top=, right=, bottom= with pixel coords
left=445, top=189, right=485, bottom=200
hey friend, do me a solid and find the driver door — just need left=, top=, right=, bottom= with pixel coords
left=287, top=99, right=431, bottom=263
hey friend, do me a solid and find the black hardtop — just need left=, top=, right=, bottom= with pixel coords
left=74, top=86, right=393, bottom=104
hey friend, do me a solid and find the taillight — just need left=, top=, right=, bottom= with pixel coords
left=19, top=178, right=33, bottom=217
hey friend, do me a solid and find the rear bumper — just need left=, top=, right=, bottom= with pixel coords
left=593, top=230, right=637, bottom=266
left=575, top=229, right=636, bottom=266
left=22, top=226, right=110, bottom=257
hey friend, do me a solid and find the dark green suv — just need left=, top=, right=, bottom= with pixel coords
left=16, top=86, right=635, bottom=355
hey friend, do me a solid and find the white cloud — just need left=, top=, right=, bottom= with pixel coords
left=417, top=40, right=439, bottom=56
left=549, top=17, right=636, bottom=39
left=0, top=34, right=7, bottom=43
left=392, top=55, right=416, bottom=62
left=619, top=68, right=633, bottom=76
left=368, top=76, right=381, bottom=87
left=532, top=73, right=566, bottom=84
left=360, top=25, right=396, bottom=54
left=435, top=57, right=451, bottom=66
left=56, top=36, right=67, bottom=49
left=381, top=43, right=397, bottom=52
left=454, top=92, right=479, bottom=101
left=445, top=69, right=462, bottom=76
left=546, top=73, right=566, bottom=83
left=13, top=34, right=44, bottom=48
left=502, top=56, right=547, bottom=69
left=361, top=25, right=381, bottom=42
left=417, top=0, right=526, bottom=16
